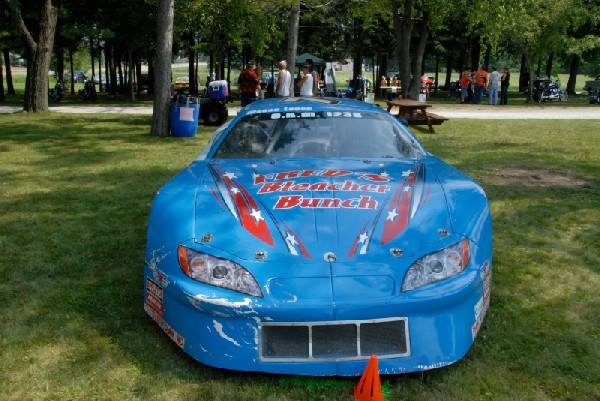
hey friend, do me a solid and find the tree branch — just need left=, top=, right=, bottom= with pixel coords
left=6, top=0, right=38, bottom=52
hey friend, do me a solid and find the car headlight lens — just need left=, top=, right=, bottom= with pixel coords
left=178, top=245, right=263, bottom=298
left=401, top=239, right=470, bottom=292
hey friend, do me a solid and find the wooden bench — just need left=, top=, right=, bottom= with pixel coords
left=385, top=99, right=448, bottom=133
left=405, top=111, right=449, bottom=126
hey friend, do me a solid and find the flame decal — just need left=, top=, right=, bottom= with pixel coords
left=209, top=166, right=274, bottom=247
left=380, top=163, right=428, bottom=246
left=281, top=222, right=311, bottom=258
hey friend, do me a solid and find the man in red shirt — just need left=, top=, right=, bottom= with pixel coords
left=237, top=61, right=261, bottom=107
left=472, top=65, right=488, bottom=104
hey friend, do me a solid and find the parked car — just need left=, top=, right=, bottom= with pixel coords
left=92, top=74, right=107, bottom=85
left=74, top=71, right=86, bottom=83
left=173, top=76, right=190, bottom=91
left=143, top=97, right=493, bottom=376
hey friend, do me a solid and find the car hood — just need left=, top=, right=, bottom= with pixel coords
left=194, top=158, right=454, bottom=263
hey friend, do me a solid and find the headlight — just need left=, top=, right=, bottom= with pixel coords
left=401, top=239, right=470, bottom=292
left=178, top=245, right=263, bottom=298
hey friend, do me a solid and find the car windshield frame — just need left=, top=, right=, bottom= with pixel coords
left=211, top=110, right=425, bottom=160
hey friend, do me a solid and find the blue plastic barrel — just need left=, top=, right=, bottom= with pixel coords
left=170, top=95, right=200, bottom=137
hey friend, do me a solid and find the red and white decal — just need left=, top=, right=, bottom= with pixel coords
left=472, top=261, right=492, bottom=339
left=146, top=278, right=164, bottom=316
left=381, top=168, right=418, bottom=245
left=210, top=167, right=274, bottom=247
left=145, top=303, right=185, bottom=348
left=253, top=169, right=392, bottom=185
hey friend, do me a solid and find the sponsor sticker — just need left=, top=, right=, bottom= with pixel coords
left=145, top=304, right=185, bottom=348
left=472, top=261, right=492, bottom=339
left=146, top=278, right=163, bottom=316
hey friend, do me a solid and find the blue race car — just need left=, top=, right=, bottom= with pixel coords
left=144, top=97, right=492, bottom=376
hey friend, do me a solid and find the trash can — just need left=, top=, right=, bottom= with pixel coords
left=170, top=94, right=200, bottom=137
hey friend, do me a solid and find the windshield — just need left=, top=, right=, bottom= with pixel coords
left=213, top=111, right=424, bottom=159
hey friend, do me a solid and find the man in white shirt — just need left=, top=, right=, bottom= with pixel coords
left=297, top=65, right=314, bottom=97
left=276, top=60, right=292, bottom=97
left=488, top=66, right=500, bottom=105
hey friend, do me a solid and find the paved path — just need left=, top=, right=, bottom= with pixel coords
left=2, top=104, right=600, bottom=119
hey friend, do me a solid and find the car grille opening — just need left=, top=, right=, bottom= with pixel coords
left=259, top=318, right=409, bottom=362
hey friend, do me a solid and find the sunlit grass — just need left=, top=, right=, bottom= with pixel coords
left=1, top=113, right=599, bottom=400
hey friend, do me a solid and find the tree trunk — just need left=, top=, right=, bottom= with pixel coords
left=151, top=0, right=174, bottom=137
left=566, top=54, right=579, bottom=95
left=524, top=51, right=534, bottom=102
left=392, top=0, right=413, bottom=98
left=188, top=32, right=196, bottom=95
left=483, top=45, right=490, bottom=68
left=3, top=49, right=16, bottom=95
left=90, top=36, right=96, bottom=87
left=444, top=54, right=452, bottom=90
left=67, top=47, right=75, bottom=94
left=352, top=19, right=364, bottom=96
left=519, top=53, right=527, bottom=92
left=286, top=1, right=300, bottom=97
left=545, top=53, right=554, bottom=77
left=0, top=59, right=5, bottom=102
left=9, top=0, right=59, bottom=112
left=470, top=36, right=480, bottom=70
left=408, top=12, right=429, bottom=99
left=128, top=49, right=135, bottom=102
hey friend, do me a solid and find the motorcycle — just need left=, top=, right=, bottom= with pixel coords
left=79, top=79, right=97, bottom=101
left=419, top=75, right=434, bottom=98
left=345, top=76, right=371, bottom=101
left=589, top=89, right=599, bottom=104
left=49, top=80, right=65, bottom=102
left=532, top=78, right=568, bottom=103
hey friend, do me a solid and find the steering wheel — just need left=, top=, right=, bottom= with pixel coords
left=288, top=139, right=330, bottom=157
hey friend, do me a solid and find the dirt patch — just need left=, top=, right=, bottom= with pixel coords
left=490, top=167, right=588, bottom=188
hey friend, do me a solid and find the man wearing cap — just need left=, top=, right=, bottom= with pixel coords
left=237, top=61, right=261, bottom=106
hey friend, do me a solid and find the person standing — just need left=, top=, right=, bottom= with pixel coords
left=459, top=67, right=471, bottom=104
left=297, top=64, right=314, bottom=97
left=276, top=60, right=291, bottom=97
left=237, top=61, right=261, bottom=107
left=500, top=67, right=510, bottom=105
left=306, top=59, right=320, bottom=96
left=472, top=65, right=488, bottom=104
left=488, top=66, right=500, bottom=105
left=254, top=63, right=265, bottom=99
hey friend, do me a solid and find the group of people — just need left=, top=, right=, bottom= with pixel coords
left=236, top=59, right=320, bottom=107
left=460, top=65, right=511, bottom=105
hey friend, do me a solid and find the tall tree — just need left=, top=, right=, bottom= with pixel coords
left=286, top=0, right=300, bottom=97
left=4, top=0, right=59, bottom=112
left=150, top=0, right=174, bottom=137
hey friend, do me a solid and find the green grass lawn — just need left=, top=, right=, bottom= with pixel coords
left=1, top=113, right=599, bottom=401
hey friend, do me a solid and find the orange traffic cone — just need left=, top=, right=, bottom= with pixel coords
left=354, top=354, right=383, bottom=401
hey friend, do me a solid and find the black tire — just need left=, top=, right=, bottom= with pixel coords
left=203, top=103, right=227, bottom=125
left=559, top=91, right=568, bottom=102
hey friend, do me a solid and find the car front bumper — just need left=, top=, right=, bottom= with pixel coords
left=144, top=248, right=491, bottom=376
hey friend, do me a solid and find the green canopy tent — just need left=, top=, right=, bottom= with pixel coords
left=295, top=53, right=326, bottom=67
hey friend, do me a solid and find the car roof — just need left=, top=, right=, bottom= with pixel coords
left=239, top=97, right=385, bottom=115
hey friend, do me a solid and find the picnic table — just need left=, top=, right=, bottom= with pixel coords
left=385, top=99, right=448, bottom=133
